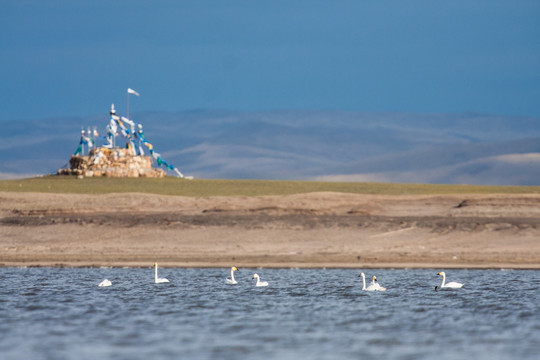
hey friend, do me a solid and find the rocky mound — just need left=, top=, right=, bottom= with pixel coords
left=57, top=147, right=166, bottom=178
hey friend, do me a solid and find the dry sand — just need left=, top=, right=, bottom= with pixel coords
left=1, top=191, right=539, bottom=268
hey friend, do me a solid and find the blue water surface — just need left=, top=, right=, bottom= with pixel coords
left=0, top=268, right=538, bottom=360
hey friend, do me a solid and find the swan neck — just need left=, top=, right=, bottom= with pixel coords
left=230, top=269, right=235, bottom=282
left=361, top=273, right=366, bottom=290
left=155, top=265, right=158, bottom=281
left=440, top=273, right=446, bottom=287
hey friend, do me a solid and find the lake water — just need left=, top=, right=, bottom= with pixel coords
left=0, top=267, right=538, bottom=360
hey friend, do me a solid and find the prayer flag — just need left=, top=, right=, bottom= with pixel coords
left=127, top=88, right=140, bottom=96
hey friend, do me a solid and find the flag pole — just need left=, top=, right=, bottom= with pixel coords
left=126, top=88, right=140, bottom=120
left=127, top=90, right=130, bottom=120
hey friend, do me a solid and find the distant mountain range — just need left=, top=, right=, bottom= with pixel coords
left=1, top=110, right=539, bottom=185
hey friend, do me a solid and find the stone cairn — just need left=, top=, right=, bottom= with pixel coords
left=58, top=147, right=166, bottom=178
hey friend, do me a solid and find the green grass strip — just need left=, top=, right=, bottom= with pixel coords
left=0, top=176, right=538, bottom=196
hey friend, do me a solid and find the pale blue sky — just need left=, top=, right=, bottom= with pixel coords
left=1, top=1, right=539, bottom=122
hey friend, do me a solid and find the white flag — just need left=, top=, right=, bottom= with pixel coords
left=127, top=88, right=140, bottom=96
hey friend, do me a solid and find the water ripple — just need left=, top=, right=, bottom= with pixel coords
left=0, top=268, right=539, bottom=360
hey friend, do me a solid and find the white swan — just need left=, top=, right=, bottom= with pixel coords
left=98, top=279, right=112, bottom=287
left=370, top=275, right=387, bottom=291
left=437, top=271, right=463, bottom=289
left=252, top=273, right=268, bottom=287
left=359, top=272, right=386, bottom=291
left=154, top=262, right=170, bottom=284
left=226, top=266, right=239, bottom=285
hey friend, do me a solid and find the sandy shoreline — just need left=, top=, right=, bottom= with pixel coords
left=1, top=191, right=539, bottom=269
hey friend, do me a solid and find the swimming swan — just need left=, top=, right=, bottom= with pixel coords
left=98, top=279, right=112, bottom=287
left=226, top=266, right=239, bottom=285
left=154, top=263, right=170, bottom=284
left=370, top=275, right=387, bottom=291
left=252, top=273, right=268, bottom=287
left=359, top=272, right=386, bottom=291
left=437, top=271, right=463, bottom=289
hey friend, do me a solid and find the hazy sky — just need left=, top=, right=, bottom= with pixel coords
left=1, top=1, right=539, bottom=122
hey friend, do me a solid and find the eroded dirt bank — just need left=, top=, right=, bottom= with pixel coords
left=1, top=192, right=539, bottom=268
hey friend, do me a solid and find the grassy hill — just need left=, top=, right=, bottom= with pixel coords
left=0, top=176, right=538, bottom=197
